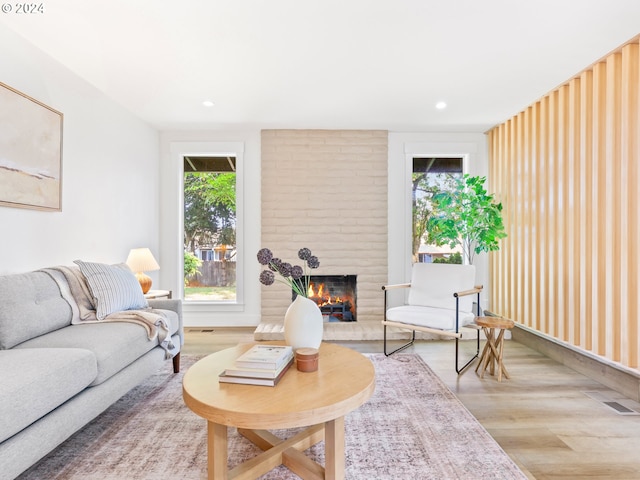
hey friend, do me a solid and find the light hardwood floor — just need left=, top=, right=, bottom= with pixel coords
left=183, top=328, right=640, bottom=480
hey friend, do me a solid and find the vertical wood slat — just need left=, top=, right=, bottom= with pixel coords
left=500, top=121, right=510, bottom=317
left=605, top=53, right=622, bottom=361
left=557, top=86, right=568, bottom=341
left=503, top=119, right=510, bottom=318
left=509, top=115, right=518, bottom=321
left=515, top=112, right=524, bottom=327
left=531, top=103, right=541, bottom=332
left=513, top=108, right=527, bottom=324
left=546, top=91, right=560, bottom=337
left=567, top=78, right=581, bottom=346
left=592, top=60, right=607, bottom=357
left=579, top=69, right=593, bottom=351
left=539, top=96, right=549, bottom=335
left=487, top=36, right=640, bottom=369
left=621, top=42, right=639, bottom=366
left=557, top=84, right=568, bottom=342
left=523, top=108, right=532, bottom=331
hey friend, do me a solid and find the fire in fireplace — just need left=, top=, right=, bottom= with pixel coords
left=294, top=275, right=357, bottom=322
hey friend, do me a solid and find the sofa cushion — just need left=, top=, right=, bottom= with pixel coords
left=0, top=348, right=97, bottom=443
left=74, top=260, right=148, bottom=320
left=0, top=271, right=72, bottom=349
left=14, top=309, right=180, bottom=386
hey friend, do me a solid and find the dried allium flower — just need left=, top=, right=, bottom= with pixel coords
left=257, top=248, right=273, bottom=265
left=298, top=248, right=312, bottom=261
left=259, top=270, right=275, bottom=286
left=257, top=247, right=320, bottom=298
left=279, top=262, right=293, bottom=278
left=269, top=257, right=282, bottom=272
left=291, top=265, right=304, bottom=279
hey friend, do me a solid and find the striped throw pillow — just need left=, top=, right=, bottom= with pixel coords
left=74, top=260, right=148, bottom=320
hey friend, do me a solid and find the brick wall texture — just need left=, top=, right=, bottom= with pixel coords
left=260, top=129, right=388, bottom=326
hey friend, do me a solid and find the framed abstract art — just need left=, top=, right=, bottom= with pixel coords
left=0, top=82, right=63, bottom=211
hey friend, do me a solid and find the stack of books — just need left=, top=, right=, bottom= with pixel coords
left=218, top=345, right=294, bottom=386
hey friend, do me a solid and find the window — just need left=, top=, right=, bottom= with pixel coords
left=412, top=157, right=463, bottom=264
left=183, top=156, right=237, bottom=301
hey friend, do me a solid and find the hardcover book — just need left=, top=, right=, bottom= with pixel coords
left=234, top=345, right=294, bottom=370
left=218, top=357, right=293, bottom=387
left=224, top=353, right=294, bottom=379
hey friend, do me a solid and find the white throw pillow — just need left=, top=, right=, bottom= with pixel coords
left=74, top=260, right=148, bottom=320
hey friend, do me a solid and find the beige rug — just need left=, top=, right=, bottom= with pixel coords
left=18, top=354, right=527, bottom=479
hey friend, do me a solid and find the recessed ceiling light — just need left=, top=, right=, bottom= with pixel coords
left=202, top=100, right=215, bottom=107
left=435, top=101, right=447, bottom=110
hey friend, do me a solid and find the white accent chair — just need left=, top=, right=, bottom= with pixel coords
left=382, top=263, right=483, bottom=373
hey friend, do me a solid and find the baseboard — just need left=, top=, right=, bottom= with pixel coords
left=511, top=323, right=640, bottom=402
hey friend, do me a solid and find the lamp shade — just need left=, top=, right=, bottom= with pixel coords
left=126, top=248, right=160, bottom=294
left=126, top=248, right=160, bottom=273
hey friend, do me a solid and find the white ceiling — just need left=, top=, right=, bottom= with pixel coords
left=3, top=0, right=640, bottom=132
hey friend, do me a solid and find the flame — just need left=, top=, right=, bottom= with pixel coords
left=308, top=282, right=325, bottom=299
left=307, top=282, right=348, bottom=307
left=304, top=279, right=356, bottom=320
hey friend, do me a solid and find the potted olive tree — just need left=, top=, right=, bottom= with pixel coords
left=427, top=174, right=506, bottom=265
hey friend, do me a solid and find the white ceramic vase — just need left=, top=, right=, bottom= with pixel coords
left=284, top=295, right=324, bottom=350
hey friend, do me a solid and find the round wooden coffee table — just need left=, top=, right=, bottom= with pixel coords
left=183, top=342, right=375, bottom=480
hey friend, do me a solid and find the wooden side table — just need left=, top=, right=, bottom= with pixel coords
left=474, top=316, right=515, bottom=382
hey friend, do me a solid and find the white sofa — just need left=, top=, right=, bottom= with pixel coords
left=0, top=263, right=183, bottom=480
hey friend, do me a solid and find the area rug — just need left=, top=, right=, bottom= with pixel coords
left=18, top=354, right=527, bottom=480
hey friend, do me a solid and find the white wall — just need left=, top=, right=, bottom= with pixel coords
left=0, top=26, right=161, bottom=275
left=160, top=130, right=489, bottom=328
left=387, top=132, right=491, bottom=309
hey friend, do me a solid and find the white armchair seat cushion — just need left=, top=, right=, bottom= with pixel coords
left=386, top=305, right=475, bottom=331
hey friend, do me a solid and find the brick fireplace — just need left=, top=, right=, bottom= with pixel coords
left=256, top=129, right=388, bottom=340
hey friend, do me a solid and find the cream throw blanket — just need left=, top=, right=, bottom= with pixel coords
left=42, top=266, right=176, bottom=359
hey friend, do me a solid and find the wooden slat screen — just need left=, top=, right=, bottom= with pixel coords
left=488, top=36, right=640, bottom=369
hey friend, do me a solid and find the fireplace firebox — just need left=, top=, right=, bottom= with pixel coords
left=293, top=275, right=357, bottom=322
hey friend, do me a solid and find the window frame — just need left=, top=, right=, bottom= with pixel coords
left=411, top=156, right=464, bottom=265
left=173, top=142, right=245, bottom=310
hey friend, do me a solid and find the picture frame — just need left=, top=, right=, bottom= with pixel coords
left=0, top=82, right=63, bottom=211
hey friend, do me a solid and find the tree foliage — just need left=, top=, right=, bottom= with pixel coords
left=427, top=174, right=507, bottom=264
left=432, top=252, right=463, bottom=264
left=184, top=172, right=236, bottom=253
left=412, top=172, right=458, bottom=262
left=184, top=250, right=202, bottom=285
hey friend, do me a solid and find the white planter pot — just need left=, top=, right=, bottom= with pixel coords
left=284, top=295, right=324, bottom=350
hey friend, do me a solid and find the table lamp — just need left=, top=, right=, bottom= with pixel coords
left=126, top=247, right=160, bottom=294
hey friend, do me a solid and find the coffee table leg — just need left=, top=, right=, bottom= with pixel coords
left=324, top=416, right=345, bottom=480
left=208, top=421, right=228, bottom=480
